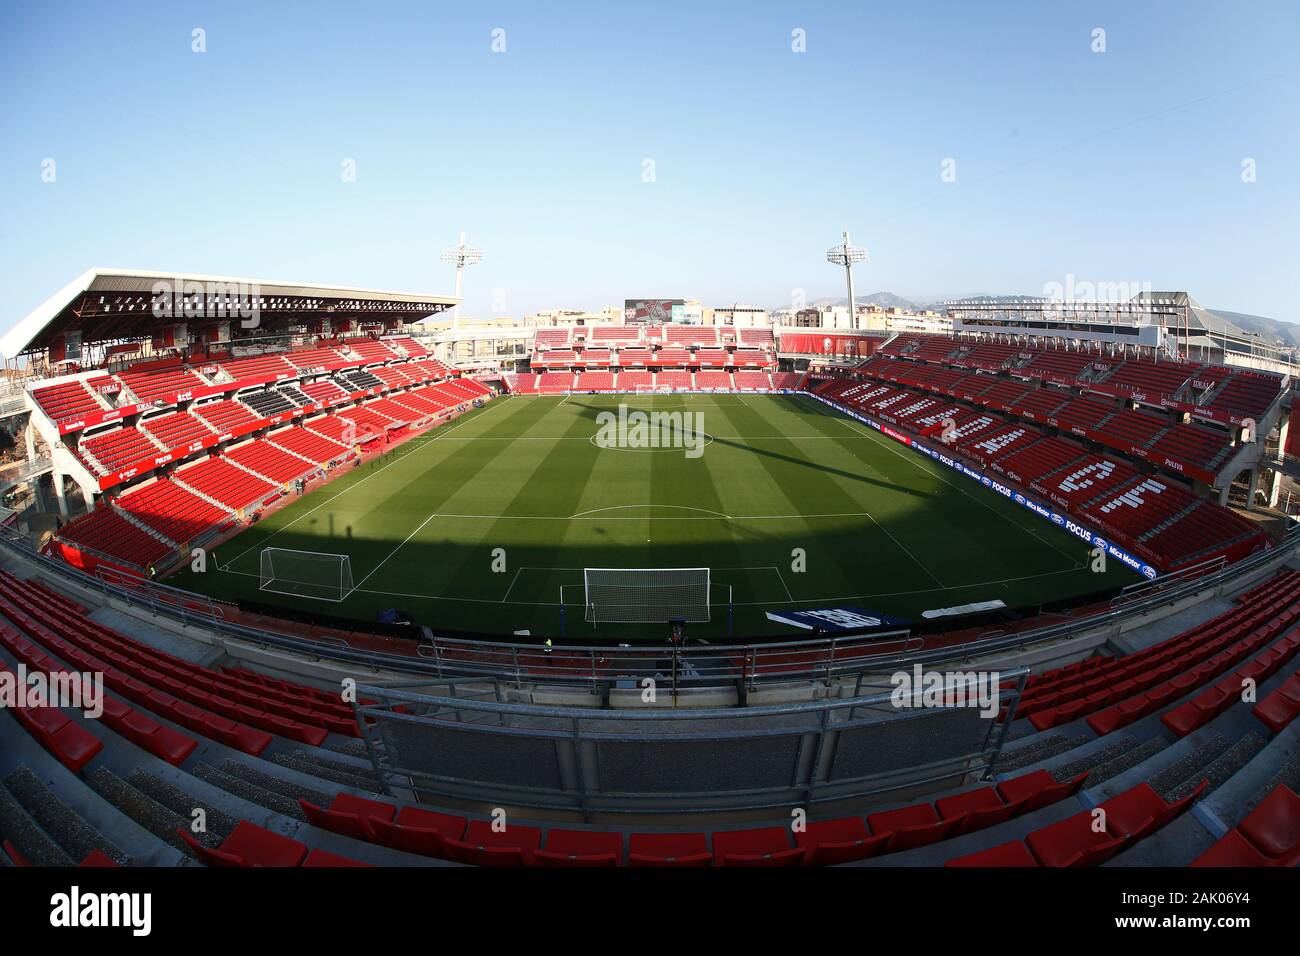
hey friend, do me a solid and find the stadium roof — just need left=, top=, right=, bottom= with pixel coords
left=1131, top=291, right=1259, bottom=340
left=0, top=268, right=458, bottom=359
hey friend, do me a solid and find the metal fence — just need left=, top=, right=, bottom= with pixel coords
left=355, top=671, right=1026, bottom=816
left=0, top=520, right=1296, bottom=700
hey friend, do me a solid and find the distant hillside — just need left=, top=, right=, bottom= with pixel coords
left=1209, top=309, right=1300, bottom=347
left=786, top=291, right=923, bottom=312
left=770, top=293, right=1298, bottom=346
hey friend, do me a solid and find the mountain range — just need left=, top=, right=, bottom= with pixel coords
left=784, top=293, right=1299, bottom=347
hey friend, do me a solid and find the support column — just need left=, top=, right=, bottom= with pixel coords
left=24, top=421, right=37, bottom=461
left=1265, top=467, right=1282, bottom=509
left=52, top=472, right=69, bottom=519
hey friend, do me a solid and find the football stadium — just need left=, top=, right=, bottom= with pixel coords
left=1, top=0, right=1298, bottom=936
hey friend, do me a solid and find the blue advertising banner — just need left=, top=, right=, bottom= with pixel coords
left=764, top=606, right=912, bottom=633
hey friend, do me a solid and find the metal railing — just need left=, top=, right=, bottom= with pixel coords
left=1, top=520, right=1296, bottom=698
left=355, top=671, right=1026, bottom=815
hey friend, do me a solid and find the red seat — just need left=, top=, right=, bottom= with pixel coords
left=445, top=820, right=542, bottom=867
left=1191, top=829, right=1283, bottom=867
left=935, top=787, right=1026, bottom=833
left=369, top=817, right=450, bottom=859
left=178, top=821, right=308, bottom=867
left=1254, top=690, right=1300, bottom=734
left=995, top=770, right=1087, bottom=811
left=534, top=829, right=623, bottom=867
left=150, top=725, right=199, bottom=766
left=394, top=805, right=467, bottom=840
left=15, top=705, right=103, bottom=773
left=1237, top=784, right=1300, bottom=859
left=945, top=840, right=1038, bottom=867
left=712, top=826, right=804, bottom=867
left=332, top=793, right=396, bottom=824
left=866, top=802, right=937, bottom=836
left=2, top=839, right=30, bottom=866
left=628, top=832, right=712, bottom=867
left=1025, top=811, right=1127, bottom=867
left=1098, top=781, right=1205, bottom=840
left=299, top=800, right=376, bottom=843
left=795, top=817, right=888, bottom=865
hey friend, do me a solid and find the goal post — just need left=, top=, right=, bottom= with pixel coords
left=583, top=567, right=711, bottom=623
left=259, top=548, right=355, bottom=602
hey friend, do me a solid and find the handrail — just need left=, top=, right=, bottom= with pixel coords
left=0, top=520, right=1296, bottom=694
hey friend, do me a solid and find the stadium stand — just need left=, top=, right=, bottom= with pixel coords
left=218, top=353, right=296, bottom=383
left=119, top=366, right=206, bottom=403
left=536, top=372, right=576, bottom=394
left=193, top=399, right=261, bottom=434
left=55, top=506, right=173, bottom=568
left=300, top=379, right=349, bottom=404
left=224, top=440, right=318, bottom=484
left=115, top=478, right=232, bottom=544
left=304, top=415, right=365, bottom=444
left=616, top=370, right=653, bottom=390
left=694, top=370, right=732, bottom=389
left=338, top=369, right=384, bottom=391
left=174, top=457, right=278, bottom=511
left=139, top=410, right=215, bottom=451
left=30, top=376, right=113, bottom=428
left=656, top=370, right=694, bottom=390
left=341, top=337, right=398, bottom=362
left=78, top=427, right=161, bottom=474
left=733, top=370, right=772, bottom=390
left=574, top=371, right=615, bottom=391
left=239, top=389, right=298, bottom=418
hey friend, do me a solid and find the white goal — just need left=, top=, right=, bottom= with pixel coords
left=583, top=567, right=711, bottom=623
left=259, top=548, right=355, bottom=602
left=634, top=384, right=672, bottom=395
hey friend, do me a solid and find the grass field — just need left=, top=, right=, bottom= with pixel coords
left=171, top=394, right=1138, bottom=639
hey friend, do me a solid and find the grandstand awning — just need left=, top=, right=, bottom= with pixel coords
left=0, top=268, right=458, bottom=359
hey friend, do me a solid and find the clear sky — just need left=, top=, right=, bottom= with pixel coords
left=1, top=0, right=1298, bottom=334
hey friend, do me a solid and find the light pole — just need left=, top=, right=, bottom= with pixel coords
left=440, top=231, right=484, bottom=330
left=826, top=230, right=868, bottom=329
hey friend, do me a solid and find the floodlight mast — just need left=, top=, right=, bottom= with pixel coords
left=439, top=230, right=484, bottom=330
left=826, top=230, right=869, bottom=329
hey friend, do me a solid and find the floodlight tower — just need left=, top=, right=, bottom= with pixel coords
left=826, top=230, right=869, bottom=329
left=439, top=231, right=484, bottom=330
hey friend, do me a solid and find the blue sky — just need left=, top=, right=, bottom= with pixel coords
left=1, top=0, right=1298, bottom=334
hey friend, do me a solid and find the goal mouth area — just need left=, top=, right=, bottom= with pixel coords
left=581, top=566, right=713, bottom=624
left=259, top=548, right=356, bottom=603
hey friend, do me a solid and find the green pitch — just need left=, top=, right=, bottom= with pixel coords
left=171, top=394, right=1138, bottom=639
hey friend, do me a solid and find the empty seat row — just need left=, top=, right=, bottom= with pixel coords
left=79, top=427, right=160, bottom=473
left=947, top=780, right=1205, bottom=867
left=175, top=457, right=277, bottom=510
left=115, top=479, right=230, bottom=544
left=295, top=766, right=1083, bottom=867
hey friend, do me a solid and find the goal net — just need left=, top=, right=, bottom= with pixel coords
left=634, top=384, right=672, bottom=395
left=583, top=567, right=710, bottom=623
left=259, top=548, right=355, bottom=602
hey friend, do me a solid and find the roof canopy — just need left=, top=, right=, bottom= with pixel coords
left=0, top=268, right=458, bottom=359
